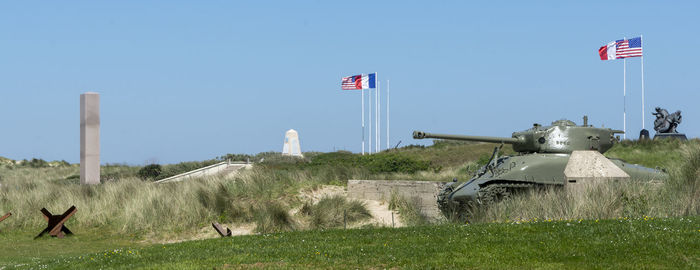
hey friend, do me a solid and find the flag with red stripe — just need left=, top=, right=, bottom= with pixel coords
left=616, top=37, right=643, bottom=58
left=341, top=73, right=376, bottom=90
left=599, top=37, right=643, bottom=60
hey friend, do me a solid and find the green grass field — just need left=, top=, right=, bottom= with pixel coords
left=1, top=217, right=698, bottom=269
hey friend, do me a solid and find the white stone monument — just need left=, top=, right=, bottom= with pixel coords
left=282, top=129, right=302, bottom=157
left=80, top=92, right=100, bottom=185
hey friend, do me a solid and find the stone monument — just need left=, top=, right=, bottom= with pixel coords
left=652, top=107, right=687, bottom=140
left=282, top=129, right=302, bottom=157
left=80, top=92, right=100, bottom=184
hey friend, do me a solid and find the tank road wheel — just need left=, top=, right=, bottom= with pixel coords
left=437, top=185, right=474, bottom=222
left=476, top=184, right=511, bottom=205
left=476, top=183, right=534, bottom=205
left=439, top=200, right=474, bottom=223
left=437, top=186, right=458, bottom=218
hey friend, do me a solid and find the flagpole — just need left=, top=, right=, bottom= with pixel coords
left=361, top=86, right=365, bottom=155
left=622, top=35, right=627, bottom=140
left=386, top=79, right=390, bottom=150
left=623, top=57, right=626, bottom=140
left=369, top=78, right=372, bottom=154
left=641, top=35, right=646, bottom=130
left=376, top=80, right=380, bottom=152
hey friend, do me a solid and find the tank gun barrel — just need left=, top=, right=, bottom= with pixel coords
left=413, top=131, right=521, bottom=144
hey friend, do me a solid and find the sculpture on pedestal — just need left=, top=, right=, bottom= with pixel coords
left=652, top=107, right=686, bottom=140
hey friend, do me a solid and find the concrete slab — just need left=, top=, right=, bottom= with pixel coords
left=564, top=150, right=629, bottom=184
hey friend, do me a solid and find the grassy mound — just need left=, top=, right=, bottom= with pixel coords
left=0, top=139, right=699, bottom=268
left=0, top=139, right=698, bottom=240
left=605, top=138, right=699, bottom=168
left=299, top=195, right=372, bottom=229
left=0, top=166, right=355, bottom=237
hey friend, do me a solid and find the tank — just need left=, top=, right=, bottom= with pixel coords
left=413, top=116, right=667, bottom=218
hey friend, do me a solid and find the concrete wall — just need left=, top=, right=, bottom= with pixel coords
left=347, top=180, right=447, bottom=221
left=154, top=161, right=252, bottom=184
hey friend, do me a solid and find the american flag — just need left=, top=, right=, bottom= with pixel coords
left=342, top=75, right=362, bottom=90
left=616, top=37, right=643, bottom=58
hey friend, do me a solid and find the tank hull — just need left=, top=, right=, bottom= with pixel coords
left=438, top=153, right=667, bottom=216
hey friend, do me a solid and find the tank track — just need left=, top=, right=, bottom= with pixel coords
left=476, top=182, right=534, bottom=205
left=436, top=184, right=454, bottom=215
left=438, top=182, right=535, bottom=221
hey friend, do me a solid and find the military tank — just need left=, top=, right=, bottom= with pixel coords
left=413, top=116, right=666, bottom=218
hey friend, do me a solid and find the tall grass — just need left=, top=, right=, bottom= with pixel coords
left=605, top=138, right=698, bottom=168
left=299, top=195, right=372, bottom=229
left=252, top=201, right=296, bottom=233
left=0, top=158, right=376, bottom=238
left=388, top=193, right=430, bottom=226
left=1, top=139, right=697, bottom=240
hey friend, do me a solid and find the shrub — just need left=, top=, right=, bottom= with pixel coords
left=101, top=164, right=140, bottom=181
left=389, top=193, right=430, bottom=226
left=220, top=153, right=253, bottom=162
left=27, top=158, right=48, bottom=168
left=309, top=151, right=359, bottom=167
left=138, top=164, right=162, bottom=180
left=254, top=201, right=296, bottom=233
left=360, top=154, right=431, bottom=174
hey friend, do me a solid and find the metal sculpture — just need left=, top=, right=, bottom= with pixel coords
left=0, top=212, right=11, bottom=232
left=653, top=107, right=682, bottom=133
left=652, top=107, right=686, bottom=140
left=212, top=222, right=232, bottom=237
left=35, top=206, right=77, bottom=239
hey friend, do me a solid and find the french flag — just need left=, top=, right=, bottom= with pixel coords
left=599, top=40, right=623, bottom=60
left=342, top=73, right=376, bottom=90
left=599, top=37, right=643, bottom=60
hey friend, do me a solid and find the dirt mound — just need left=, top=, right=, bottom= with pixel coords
left=154, top=185, right=403, bottom=244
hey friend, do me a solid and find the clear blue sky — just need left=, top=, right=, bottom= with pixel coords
left=1, top=1, right=699, bottom=164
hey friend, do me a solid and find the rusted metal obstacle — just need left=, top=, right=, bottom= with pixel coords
left=0, top=212, right=11, bottom=232
left=35, top=206, right=77, bottom=239
left=212, top=222, right=232, bottom=237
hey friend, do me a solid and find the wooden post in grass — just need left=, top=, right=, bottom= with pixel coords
left=0, top=212, right=11, bottom=232
left=343, top=210, right=347, bottom=230
left=212, top=222, right=232, bottom=237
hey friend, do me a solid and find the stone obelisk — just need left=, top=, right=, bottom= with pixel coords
left=80, top=92, right=100, bottom=185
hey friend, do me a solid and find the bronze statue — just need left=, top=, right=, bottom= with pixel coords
left=652, top=107, right=686, bottom=140
left=653, top=107, right=682, bottom=133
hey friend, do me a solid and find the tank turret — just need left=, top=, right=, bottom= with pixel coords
left=413, top=117, right=624, bottom=154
